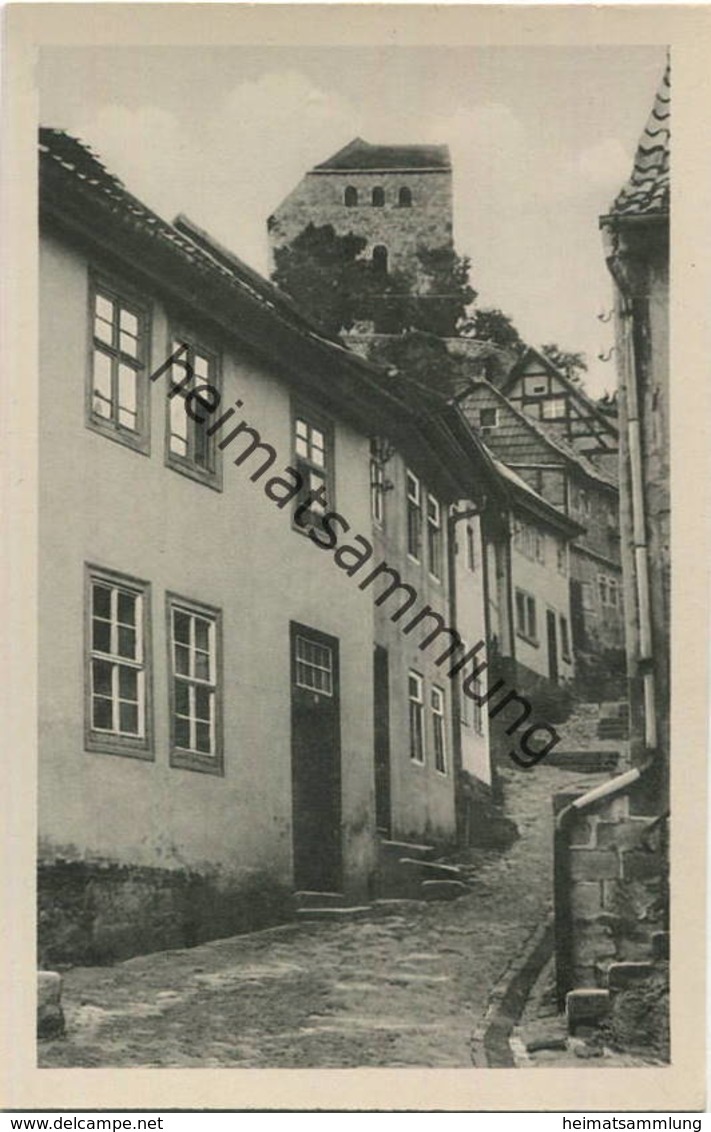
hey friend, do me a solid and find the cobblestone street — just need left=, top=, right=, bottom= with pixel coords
left=40, top=762, right=602, bottom=1068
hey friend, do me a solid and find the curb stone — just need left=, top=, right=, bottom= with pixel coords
left=470, top=913, right=554, bottom=1067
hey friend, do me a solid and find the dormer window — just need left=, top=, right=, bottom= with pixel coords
left=398, top=186, right=412, bottom=208
left=344, top=186, right=358, bottom=207
left=372, top=186, right=385, bottom=207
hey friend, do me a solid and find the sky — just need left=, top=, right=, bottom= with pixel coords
left=40, top=45, right=667, bottom=397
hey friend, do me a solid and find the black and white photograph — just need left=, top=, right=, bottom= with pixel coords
left=2, top=2, right=708, bottom=1115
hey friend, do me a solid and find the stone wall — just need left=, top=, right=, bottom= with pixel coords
left=554, top=781, right=668, bottom=993
left=269, top=169, right=453, bottom=284
left=38, top=857, right=294, bottom=967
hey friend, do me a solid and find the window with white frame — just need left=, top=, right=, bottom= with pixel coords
left=463, top=669, right=485, bottom=736
left=406, top=471, right=422, bottom=560
left=431, top=686, right=447, bottom=774
left=515, top=588, right=537, bottom=643
left=167, top=337, right=220, bottom=486
left=542, top=397, right=567, bottom=420
left=408, top=671, right=425, bottom=764
left=87, top=567, right=150, bottom=756
left=169, top=596, right=222, bottom=773
left=479, top=407, right=498, bottom=429
left=557, top=540, right=568, bottom=575
left=427, top=494, right=442, bottom=579
left=90, top=282, right=149, bottom=451
left=295, top=635, right=333, bottom=696
left=370, top=439, right=385, bottom=525
left=293, top=408, right=334, bottom=533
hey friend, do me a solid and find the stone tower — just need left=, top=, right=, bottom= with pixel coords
left=267, top=137, right=453, bottom=289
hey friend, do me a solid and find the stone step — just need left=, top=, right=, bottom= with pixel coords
left=543, top=749, right=620, bottom=773
left=378, top=838, right=436, bottom=862
left=399, top=858, right=464, bottom=882
left=421, top=879, right=469, bottom=901
left=296, top=905, right=372, bottom=922
left=294, top=890, right=346, bottom=909
left=597, top=720, right=629, bottom=738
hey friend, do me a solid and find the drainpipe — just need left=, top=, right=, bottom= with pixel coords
left=448, top=503, right=483, bottom=846
left=554, top=226, right=659, bottom=1008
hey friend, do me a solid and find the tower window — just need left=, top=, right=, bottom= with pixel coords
left=344, top=186, right=358, bottom=207
left=372, top=245, right=388, bottom=275
left=398, top=186, right=412, bottom=208
left=372, top=186, right=385, bottom=207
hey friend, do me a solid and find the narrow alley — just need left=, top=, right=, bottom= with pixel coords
left=40, top=761, right=604, bottom=1069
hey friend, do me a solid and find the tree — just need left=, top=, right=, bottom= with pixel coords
left=271, top=223, right=414, bottom=336
left=540, top=342, right=588, bottom=385
left=461, top=307, right=526, bottom=355
left=410, top=245, right=477, bottom=337
left=271, top=225, right=477, bottom=338
left=367, top=330, right=463, bottom=400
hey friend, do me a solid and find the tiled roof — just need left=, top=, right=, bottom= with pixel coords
left=460, top=381, right=618, bottom=491
left=313, top=137, right=451, bottom=172
left=609, top=62, right=670, bottom=218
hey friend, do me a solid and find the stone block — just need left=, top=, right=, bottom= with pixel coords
left=606, top=961, right=655, bottom=990
left=37, top=971, right=65, bottom=1039
left=621, top=849, right=662, bottom=882
left=651, top=931, right=670, bottom=960
left=566, top=988, right=610, bottom=1031
left=570, top=882, right=602, bottom=920
left=569, top=849, right=619, bottom=881
left=568, top=817, right=596, bottom=848
left=596, top=818, right=654, bottom=850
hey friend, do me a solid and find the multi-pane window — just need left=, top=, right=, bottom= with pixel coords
left=408, top=672, right=425, bottom=764
left=295, top=635, right=333, bottom=696
left=542, top=397, right=567, bottom=420
left=87, top=569, right=150, bottom=756
left=557, top=540, right=568, bottom=575
left=293, top=409, right=333, bottom=532
left=560, top=616, right=571, bottom=661
left=431, top=686, right=447, bottom=774
left=169, top=598, right=222, bottom=773
left=515, top=588, right=537, bottom=642
left=90, top=284, right=147, bottom=449
left=427, top=494, right=442, bottom=579
left=599, top=574, right=620, bottom=609
left=167, top=338, right=219, bottom=484
left=406, top=471, right=422, bottom=560
left=370, top=439, right=385, bottom=525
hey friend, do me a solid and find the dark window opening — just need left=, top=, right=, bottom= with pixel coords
left=398, top=186, right=412, bottom=208
left=372, top=186, right=385, bottom=207
left=344, top=186, right=358, bottom=207
left=372, top=245, right=388, bottom=274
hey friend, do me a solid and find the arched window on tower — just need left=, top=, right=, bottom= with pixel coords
left=372, top=245, right=388, bottom=275
left=398, top=186, right=412, bottom=208
left=372, top=186, right=385, bottom=207
left=344, top=186, right=358, bottom=207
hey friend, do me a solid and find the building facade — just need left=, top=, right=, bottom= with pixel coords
left=268, top=138, right=453, bottom=287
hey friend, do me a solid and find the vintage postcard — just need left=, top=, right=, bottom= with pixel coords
left=1, top=2, right=708, bottom=1114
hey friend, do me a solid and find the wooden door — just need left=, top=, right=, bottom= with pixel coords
left=290, top=623, right=342, bottom=892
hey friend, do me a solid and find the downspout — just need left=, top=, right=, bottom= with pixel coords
left=448, top=503, right=483, bottom=846
left=554, top=223, right=659, bottom=1007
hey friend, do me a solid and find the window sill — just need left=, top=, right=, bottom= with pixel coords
left=516, top=631, right=540, bottom=648
left=86, top=734, right=154, bottom=760
left=406, top=553, right=421, bottom=566
left=166, top=456, right=222, bottom=493
left=409, top=757, right=425, bottom=767
left=170, top=749, right=224, bottom=776
left=87, top=416, right=150, bottom=456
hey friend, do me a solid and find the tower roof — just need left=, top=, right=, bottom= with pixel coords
left=608, top=62, right=670, bottom=218
left=312, top=137, right=451, bottom=173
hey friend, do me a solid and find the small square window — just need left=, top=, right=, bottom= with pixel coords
left=479, top=407, right=498, bottom=429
